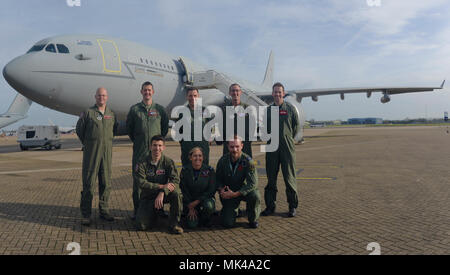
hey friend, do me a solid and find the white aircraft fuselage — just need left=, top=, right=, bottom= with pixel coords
left=3, top=34, right=231, bottom=123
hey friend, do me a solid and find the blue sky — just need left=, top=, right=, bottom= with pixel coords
left=1, top=0, right=449, bottom=130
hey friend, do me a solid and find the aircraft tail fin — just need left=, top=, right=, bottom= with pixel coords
left=6, top=93, right=32, bottom=115
left=0, top=93, right=32, bottom=129
left=262, top=50, right=274, bottom=88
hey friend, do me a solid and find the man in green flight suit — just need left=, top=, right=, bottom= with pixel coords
left=176, top=87, right=211, bottom=167
left=218, top=83, right=253, bottom=157
left=76, top=87, right=118, bottom=226
left=216, top=136, right=260, bottom=229
left=180, top=147, right=216, bottom=229
left=134, top=135, right=183, bottom=234
left=127, top=81, right=169, bottom=219
left=262, top=82, right=300, bottom=218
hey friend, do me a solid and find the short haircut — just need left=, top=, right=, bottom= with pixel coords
left=229, top=134, right=243, bottom=144
left=141, top=81, right=153, bottom=90
left=229, top=83, right=241, bottom=92
left=95, top=87, right=107, bottom=95
left=151, top=135, right=165, bottom=144
left=272, top=82, right=285, bottom=92
left=188, top=146, right=204, bottom=157
left=186, top=87, right=199, bottom=95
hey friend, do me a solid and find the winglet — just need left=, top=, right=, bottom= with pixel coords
left=262, top=50, right=274, bottom=88
left=440, top=79, right=445, bottom=89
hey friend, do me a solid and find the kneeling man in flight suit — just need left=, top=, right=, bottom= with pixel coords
left=216, top=135, right=260, bottom=229
left=134, top=135, right=183, bottom=234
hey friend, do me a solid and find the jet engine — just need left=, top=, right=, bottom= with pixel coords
left=380, top=94, right=391, bottom=104
left=284, top=95, right=306, bottom=143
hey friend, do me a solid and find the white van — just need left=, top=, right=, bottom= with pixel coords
left=17, top=125, right=62, bottom=151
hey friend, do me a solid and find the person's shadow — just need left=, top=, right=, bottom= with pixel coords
left=0, top=202, right=137, bottom=233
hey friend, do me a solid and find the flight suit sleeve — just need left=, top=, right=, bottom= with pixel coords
left=199, top=168, right=216, bottom=202
left=113, top=112, right=119, bottom=136
left=238, top=160, right=258, bottom=196
left=160, top=106, right=169, bottom=137
left=179, top=168, right=193, bottom=203
left=76, top=111, right=86, bottom=145
left=215, top=159, right=225, bottom=190
left=291, top=104, right=300, bottom=139
left=265, top=106, right=271, bottom=139
left=163, top=158, right=180, bottom=196
left=134, top=162, right=162, bottom=191
left=126, top=107, right=135, bottom=142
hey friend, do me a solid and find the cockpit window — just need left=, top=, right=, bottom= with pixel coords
left=45, top=44, right=56, bottom=53
left=56, top=44, right=70, bottom=54
left=27, top=44, right=46, bottom=53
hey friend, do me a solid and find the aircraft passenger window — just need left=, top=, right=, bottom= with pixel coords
left=27, top=44, right=46, bottom=53
left=56, top=44, right=70, bottom=54
left=140, top=58, right=143, bottom=63
left=145, top=59, right=148, bottom=64
left=171, top=66, right=174, bottom=71
left=163, top=64, right=166, bottom=68
left=45, top=44, right=57, bottom=53
left=150, top=61, right=153, bottom=65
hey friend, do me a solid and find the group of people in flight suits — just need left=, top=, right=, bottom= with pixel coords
left=76, top=81, right=300, bottom=234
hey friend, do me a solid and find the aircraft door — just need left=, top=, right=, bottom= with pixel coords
left=97, top=39, right=122, bottom=73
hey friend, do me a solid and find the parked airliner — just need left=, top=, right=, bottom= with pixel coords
left=2, top=34, right=445, bottom=138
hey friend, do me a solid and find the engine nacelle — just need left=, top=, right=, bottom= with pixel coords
left=284, top=95, right=306, bottom=143
left=380, top=94, right=391, bottom=104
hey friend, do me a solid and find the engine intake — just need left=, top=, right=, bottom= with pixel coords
left=380, top=94, right=391, bottom=104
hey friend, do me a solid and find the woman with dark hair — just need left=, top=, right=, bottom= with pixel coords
left=179, top=147, right=216, bottom=229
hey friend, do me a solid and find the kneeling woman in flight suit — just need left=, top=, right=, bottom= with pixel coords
left=180, top=147, right=216, bottom=229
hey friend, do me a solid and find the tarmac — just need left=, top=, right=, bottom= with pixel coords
left=0, top=126, right=449, bottom=255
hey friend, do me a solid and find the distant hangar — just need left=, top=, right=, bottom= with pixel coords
left=347, top=118, right=383, bottom=124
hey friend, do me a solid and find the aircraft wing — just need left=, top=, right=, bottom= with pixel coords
left=258, top=80, right=445, bottom=102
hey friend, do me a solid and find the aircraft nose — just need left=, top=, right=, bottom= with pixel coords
left=3, top=57, right=25, bottom=88
left=3, top=56, right=31, bottom=95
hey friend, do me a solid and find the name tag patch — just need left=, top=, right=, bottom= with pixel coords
left=280, top=110, right=288, bottom=115
left=148, top=110, right=158, bottom=117
left=200, top=170, right=209, bottom=177
left=104, top=115, right=112, bottom=120
left=156, top=169, right=165, bottom=175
